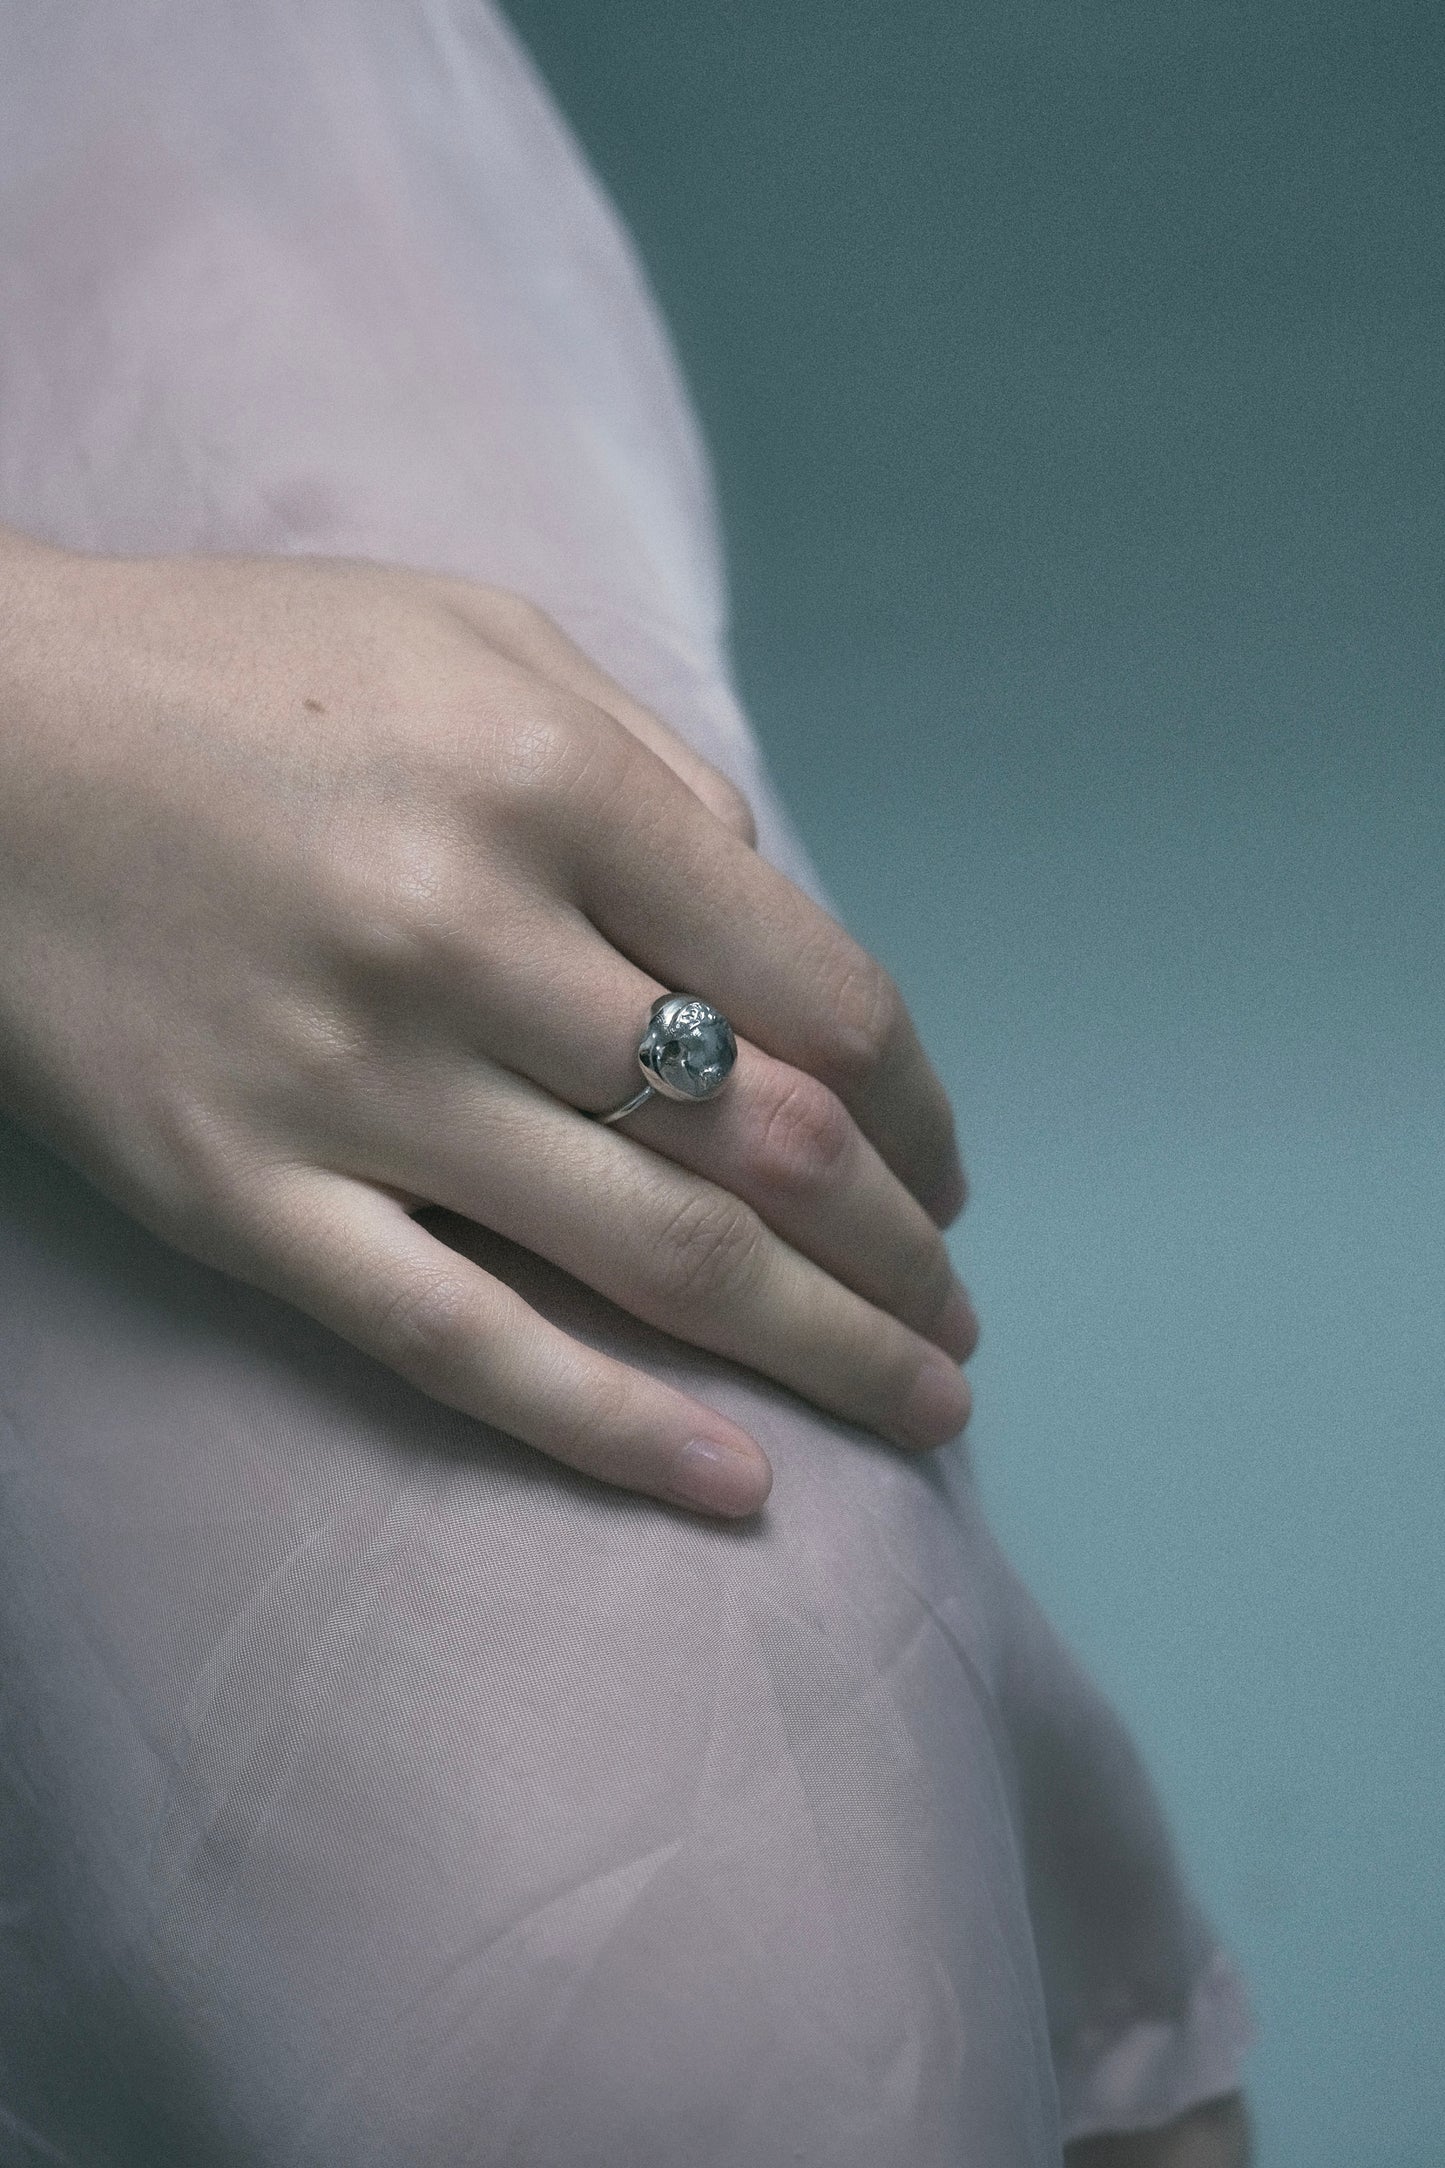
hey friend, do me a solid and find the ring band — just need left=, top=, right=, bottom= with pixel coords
left=591, top=993, right=738, bottom=1126
left=594, top=1083, right=656, bottom=1127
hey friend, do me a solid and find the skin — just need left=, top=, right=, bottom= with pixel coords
left=0, top=526, right=1250, bottom=2151
left=0, top=525, right=977, bottom=1518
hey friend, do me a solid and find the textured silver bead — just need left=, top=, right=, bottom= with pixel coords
left=593, top=993, right=737, bottom=1124
left=638, top=994, right=737, bottom=1101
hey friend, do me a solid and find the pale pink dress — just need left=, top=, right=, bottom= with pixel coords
left=0, top=4, right=1251, bottom=2161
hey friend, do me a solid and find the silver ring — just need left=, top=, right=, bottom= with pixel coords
left=592, top=993, right=738, bottom=1126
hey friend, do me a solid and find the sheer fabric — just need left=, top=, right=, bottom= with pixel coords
left=0, top=4, right=1250, bottom=2161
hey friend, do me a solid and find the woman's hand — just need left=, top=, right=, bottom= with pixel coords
left=0, top=533, right=975, bottom=1516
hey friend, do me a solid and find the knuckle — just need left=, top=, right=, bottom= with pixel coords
left=706, top=775, right=758, bottom=847
left=488, top=589, right=558, bottom=642
left=332, top=830, right=469, bottom=986
left=428, top=575, right=554, bottom=638
left=653, top=1188, right=766, bottom=1315
left=370, top=1268, right=477, bottom=1377
left=490, top=698, right=626, bottom=825
left=135, top=1090, right=253, bottom=1250
left=543, top=1358, right=639, bottom=1472
left=816, top=956, right=903, bottom=1088
left=750, top=1070, right=852, bottom=1194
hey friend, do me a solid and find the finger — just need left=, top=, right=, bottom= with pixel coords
left=367, top=1061, right=973, bottom=1456
left=220, top=1164, right=774, bottom=1518
left=430, top=578, right=758, bottom=845
left=428, top=899, right=976, bottom=1358
left=601, top=1050, right=979, bottom=1360
left=540, top=720, right=967, bottom=1224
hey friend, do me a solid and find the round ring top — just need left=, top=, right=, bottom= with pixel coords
left=637, top=994, right=737, bottom=1103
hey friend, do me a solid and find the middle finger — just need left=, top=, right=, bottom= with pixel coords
left=556, top=730, right=969, bottom=1226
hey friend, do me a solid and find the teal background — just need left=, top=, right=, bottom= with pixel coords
left=504, top=6, right=1444, bottom=2162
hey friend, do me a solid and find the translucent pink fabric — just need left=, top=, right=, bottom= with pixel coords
left=0, top=3, right=1251, bottom=2160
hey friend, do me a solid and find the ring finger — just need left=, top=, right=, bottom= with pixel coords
left=432, top=902, right=975, bottom=1361
left=354, top=1052, right=972, bottom=1457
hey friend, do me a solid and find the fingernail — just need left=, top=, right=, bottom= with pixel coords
left=897, top=1354, right=972, bottom=1450
left=934, top=1280, right=980, bottom=1361
left=665, top=1437, right=772, bottom=1517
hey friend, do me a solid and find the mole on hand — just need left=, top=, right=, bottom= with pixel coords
left=303, top=697, right=325, bottom=714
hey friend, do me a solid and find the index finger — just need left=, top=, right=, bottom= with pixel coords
left=555, top=717, right=967, bottom=1224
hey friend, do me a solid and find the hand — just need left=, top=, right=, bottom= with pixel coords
left=0, top=533, right=975, bottom=1516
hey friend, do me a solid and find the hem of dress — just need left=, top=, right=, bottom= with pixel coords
left=1055, top=1947, right=1256, bottom=2145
